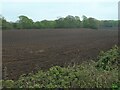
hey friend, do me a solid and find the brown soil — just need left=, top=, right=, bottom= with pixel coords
left=2, top=29, right=118, bottom=80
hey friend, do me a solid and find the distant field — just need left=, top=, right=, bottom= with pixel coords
left=2, top=29, right=118, bottom=80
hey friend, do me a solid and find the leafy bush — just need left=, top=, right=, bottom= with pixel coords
left=1, top=45, right=119, bottom=88
left=96, top=45, right=119, bottom=71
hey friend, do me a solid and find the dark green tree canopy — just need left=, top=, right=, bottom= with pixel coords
left=1, top=15, right=118, bottom=30
left=18, top=15, right=34, bottom=29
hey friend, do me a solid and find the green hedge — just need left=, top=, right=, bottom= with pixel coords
left=1, top=45, right=120, bottom=88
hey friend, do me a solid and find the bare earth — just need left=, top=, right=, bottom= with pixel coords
left=2, top=29, right=118, bottom=80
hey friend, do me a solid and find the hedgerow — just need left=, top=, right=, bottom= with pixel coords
left=1, top=45, right=119, bottom=89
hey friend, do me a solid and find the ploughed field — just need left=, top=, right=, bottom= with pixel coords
left=2, top=29, right=118, bottom=80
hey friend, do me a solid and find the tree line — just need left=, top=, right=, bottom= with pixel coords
left=0, top=15, right=118, bottom=30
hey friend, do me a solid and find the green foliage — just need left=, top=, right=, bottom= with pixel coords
left=18, top=15, right=34, bottom=29
left=2, top=62, right=119, bottom=88
left=82, top=15, right=99, bottom=29
left=99, top=20, right=118, bottom=28
left=1, top=17, right=14, bottom=30
left=40, top=20, right=56, bottom=29
left=1, top=46, right=119, bottom=88
left=55, top=15, right=81, bottom=28
left=112, top=82, right=120, bottom=90
left=96, top=45, right=119, bottom=71
left=2, top=80, right=15, bottom=88
left=2, top=15, right=118, bottom=30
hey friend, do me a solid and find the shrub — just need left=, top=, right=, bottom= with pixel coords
left=96, top=45, right=119, bottom=71
left=1, top=45, right=119, bottom=88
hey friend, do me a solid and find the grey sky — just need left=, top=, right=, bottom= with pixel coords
left=1, top=0, right=119, bottom=22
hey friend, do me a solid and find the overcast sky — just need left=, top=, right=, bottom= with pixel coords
left=1, top=0, right=119, bottom=22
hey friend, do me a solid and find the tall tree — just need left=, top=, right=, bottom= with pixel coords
left=87, top=17, right=99, bottom=29
left=82, top=15, right=89, bottom=28
left=82, top=15, right=98, bottom=29
left=1, top=17, right=13, bottom=29
left=18, top=15, right=34, bottom=29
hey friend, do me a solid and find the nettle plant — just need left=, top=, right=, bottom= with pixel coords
left=96, top=45, right=119, bottom=71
